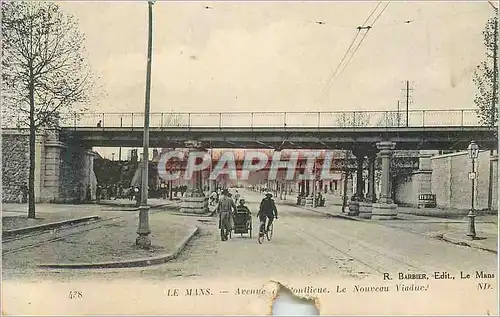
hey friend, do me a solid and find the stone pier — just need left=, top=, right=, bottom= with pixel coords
left=348, top=147, right=365, bottom=216
left=181, top=149, right=208, bottom=214
left=372, top=141, right=398, bottom=220
left=359, top=148, right=377, bottom=219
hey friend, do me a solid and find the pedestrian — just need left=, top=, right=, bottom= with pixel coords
left=96, top=185, right=102, bottom=203
left=234, top=190, right=240, bottom=205
left=135, top=187, right=141, bottom=206
left=96, top=120, right=102, bottom=128
left=218, top=189, right=236, bottom=241
left=86, top=184, right=91, bottom=202
left=209, top=190, right=218, bottom=206
left=17, top=185, right=24, bottom=204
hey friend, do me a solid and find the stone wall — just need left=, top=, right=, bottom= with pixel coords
left=2, top=133, right=29, bottom=202
left=431, top=151, right=497, bottom=210
left=394, top=174, right=416, bottom=206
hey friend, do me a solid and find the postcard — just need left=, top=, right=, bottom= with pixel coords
left=1, top=0, right=498, bottom=315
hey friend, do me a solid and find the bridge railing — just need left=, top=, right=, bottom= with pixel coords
left=3, top=109, right=483, bottom=129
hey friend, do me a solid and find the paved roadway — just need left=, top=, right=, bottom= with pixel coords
left=2, top=189, right=497, bottom=283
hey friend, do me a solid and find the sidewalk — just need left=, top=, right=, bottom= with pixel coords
left=2, top=199, right=180, bottom=232
left=2, top=203, right=118, bottom=232
left=97, top=198, right=178, bottom=209
left=3, top=211, right=199, bottom=269
left=282, top=200, right=498, bottom=254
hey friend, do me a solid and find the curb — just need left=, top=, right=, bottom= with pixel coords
left=98, top=202, right=175, bottom=209
left=2, top=216, right=100, bottom=238
left=440, top=233, right=498, bottom=254
left=287, top=203, right=361, bottom=221
left=37, top=226, right=200, bottom=269
left=169, top=211, right=214, bottom=217
left=301, top=204, right=498, bottom=254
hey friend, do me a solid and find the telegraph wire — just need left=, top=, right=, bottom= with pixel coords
left=362, top=1, right=382, bottom=26
left=371, top=1, right=390, bottom=25
left=375, top=7, right=491, bottom=28
left=320, top=1, right=383, bottom=94
left=335, top=27, right=371, bottom=80
left=488, top=1, right=498, bottom=12
left=321, top=28, right=361, bottom=92
left=333, top=2, right=390, bottom=85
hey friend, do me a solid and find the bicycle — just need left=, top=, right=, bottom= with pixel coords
left=258, top=219, right=274, bottom=244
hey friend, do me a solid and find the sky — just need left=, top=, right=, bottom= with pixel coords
left=56, top=1, right=495, bottom=158
left=58, top=1, right=495, bottom=115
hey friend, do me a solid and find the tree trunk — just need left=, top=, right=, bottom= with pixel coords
left=28, top=73, right=36, bottom=219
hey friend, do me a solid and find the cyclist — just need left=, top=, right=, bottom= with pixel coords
left=257, top=192, right=278, bottom=236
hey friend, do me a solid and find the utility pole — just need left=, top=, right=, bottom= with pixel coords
left=397, top=100, right=401, bottom=127
left=136, top=0, right=155, bottom=248
left=405, top=81, right=410, bottom=127
left=491, top=18, right=498, bottom=128
left=488, top=15, right=498, bottom=211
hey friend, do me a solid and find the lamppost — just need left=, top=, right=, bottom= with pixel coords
left=136, top=0, right=155, bottom=248
left=467, top=140, right=480, bottom=240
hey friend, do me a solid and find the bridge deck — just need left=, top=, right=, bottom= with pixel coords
left=60, top=126, right=497, bottom=150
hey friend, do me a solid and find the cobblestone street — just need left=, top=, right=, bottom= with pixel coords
left=2, top=190, right=497, bottom=283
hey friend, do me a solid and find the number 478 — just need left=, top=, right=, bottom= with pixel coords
left=68, top=291, right=83, bottom=299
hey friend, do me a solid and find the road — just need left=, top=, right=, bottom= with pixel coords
left=2, top=189, right=497, bottom=283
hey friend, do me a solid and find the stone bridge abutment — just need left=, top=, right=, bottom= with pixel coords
left=2, top=129, right=98, bottom=203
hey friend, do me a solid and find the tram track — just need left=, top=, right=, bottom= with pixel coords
left=282, top=207, right=435, bottom=276
left=2, top=215, right=129, bottom=256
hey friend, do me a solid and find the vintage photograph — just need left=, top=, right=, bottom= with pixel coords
left=1, top=0, right=498, bottom=315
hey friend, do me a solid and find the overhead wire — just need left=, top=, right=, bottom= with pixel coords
left=375, top=7, right=492, bottom=28
left=316, top=2, right=487, bottom=106
left=331, top=2, right=390, bottom=87
left=487, top=1, right=498, bottom=11
left=362, top=1, right=381, bottom=26
left=320, top=28, right=361, bottom=92
left=320, top=1, right=382, bottom=95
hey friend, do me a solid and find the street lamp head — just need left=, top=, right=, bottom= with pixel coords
left=467, top=140, right=480, bottom=159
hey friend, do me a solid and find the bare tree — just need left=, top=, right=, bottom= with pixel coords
left=334, top=112, right=371, bottom=127
left=375, top=111, right=402, bottom=127
left=162, top=111, right=186, bottom=127
left=2, top=1, right=98, bottom=218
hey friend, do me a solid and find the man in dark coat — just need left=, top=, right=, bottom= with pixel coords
left=218, top=189, right=236, bottom=241
left=257, top=192, right=278, bottom=235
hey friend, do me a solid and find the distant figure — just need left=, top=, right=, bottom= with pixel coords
left=234, top=190, right=240, bottom=204
left=97, top=120, right=102, bottom=128
left=118, top=184, right=123, bottom=199
left=86, top=184, right=92, bottom=201
left=134, top=187, right=140, bottom=206
left=18, top=185, right=24, bottom=204
left=96, top=185, right=102, bottom=203
left=209, top=191, right=219, bottom=206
